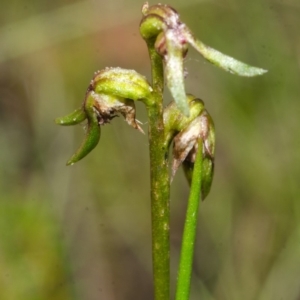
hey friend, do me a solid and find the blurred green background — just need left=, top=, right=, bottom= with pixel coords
left=0, top=0, right=299, bottom=299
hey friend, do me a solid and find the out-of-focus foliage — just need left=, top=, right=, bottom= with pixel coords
left=0, top=0, right=299, bottom=299
left=0, top=200, right=76, bottom=300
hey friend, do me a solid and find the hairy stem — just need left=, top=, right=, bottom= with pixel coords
left=147, top=40, right=170, bottom=300
left=175, top=139, right=203, bottom=300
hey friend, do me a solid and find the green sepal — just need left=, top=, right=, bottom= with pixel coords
left=66, top=96, right=100, bottom=166
left=93, top=68, right=152, bottom=102
left=55, top=107, right=86, bottom=126
left=165, top=29, right=189, bottom=116
left=185, top=30, right=267, bottom=77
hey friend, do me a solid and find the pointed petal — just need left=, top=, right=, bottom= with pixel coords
left=184, top=29, right=267, bottom=77
left=66, top=96, right=100, bottom=165
left=55, top=107, right=86, bottom=126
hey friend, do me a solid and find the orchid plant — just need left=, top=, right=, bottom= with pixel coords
left=56, top=3, right=266, bottom=300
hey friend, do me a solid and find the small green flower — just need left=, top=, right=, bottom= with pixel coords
left=163, top=94, right=215, bottom=199
left=172, top=110, right=215, bottom=200
left=140, top=3, right=267, bottom=116
left=56, top=68, right=152, bottom=165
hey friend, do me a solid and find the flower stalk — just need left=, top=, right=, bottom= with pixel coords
left=143, top=20, right=171, bottom=299
left=147, top=100, right=171, bottom=300
left=175, top=138, right=203, bottom=300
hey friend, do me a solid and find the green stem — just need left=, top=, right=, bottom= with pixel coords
left=147, top=40, right=170, bottom=300
left=147, top=40, right=164, bottom=94
left=175, top=139, right=203, bottom=300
